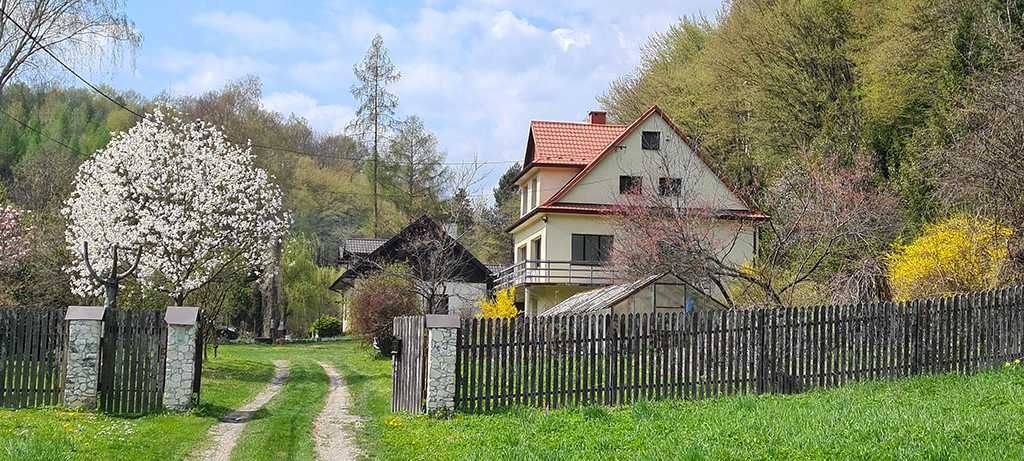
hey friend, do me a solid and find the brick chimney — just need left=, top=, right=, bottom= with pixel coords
left=588, top=110, right=607, bottom=125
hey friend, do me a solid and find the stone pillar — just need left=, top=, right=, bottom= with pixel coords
left=163, top=306, right=199, bottom=411
left=64, top=306, right=105, bottom=410
left=425, top=314, right=459, bottom=414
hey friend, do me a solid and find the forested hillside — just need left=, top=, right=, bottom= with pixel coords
left=601, top=0, right=1024, bottom=305
left=601, top=0, right=1024, bottom=228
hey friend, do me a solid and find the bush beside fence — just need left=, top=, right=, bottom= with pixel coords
left=452, top=287, right=1024, bottom=412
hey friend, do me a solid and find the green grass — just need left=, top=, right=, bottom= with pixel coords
left=229, top=359, right=328, bottom=461
left=0, top=350, right=274, bottom=461
left=323, top=337, right=1024, bottom=460
left=4, top=338, right=1024, bottom=460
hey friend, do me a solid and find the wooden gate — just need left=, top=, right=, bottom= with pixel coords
left=392, top=316, right=427, bottom=413
left=98, top=309, right=167, bottom=414
left=0, top=307, right=66, bottom=408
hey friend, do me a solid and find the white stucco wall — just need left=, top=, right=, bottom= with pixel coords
left=516, top=167, right=581, bottom=217
left=560, top=114, right=744, bottom=209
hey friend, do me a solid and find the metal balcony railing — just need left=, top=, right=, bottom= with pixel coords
left=495, top=260, right=616, bottom=289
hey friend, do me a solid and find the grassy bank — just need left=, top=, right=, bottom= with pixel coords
left=0, top=353, right=274, bottom=461
left=327, top=337, right=1024, bottom=460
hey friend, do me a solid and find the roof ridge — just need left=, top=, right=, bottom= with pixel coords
left=531, top=120, right=627, bottom=127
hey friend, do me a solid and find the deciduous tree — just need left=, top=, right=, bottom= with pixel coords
left=0, top=0, right=140, bottom=91
left=64, top=107, right=290, bottom=306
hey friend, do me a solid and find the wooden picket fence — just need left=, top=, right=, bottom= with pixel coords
left=0, top=307, right=66, bottom=408
left=98, top=308, right=169, bottom=414
left=454, top=287, right=1024, bottom=412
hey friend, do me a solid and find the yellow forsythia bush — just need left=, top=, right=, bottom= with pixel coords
left=887, top=215, right=1013, bottom=301
left=479, top=287, right=518, bottom=318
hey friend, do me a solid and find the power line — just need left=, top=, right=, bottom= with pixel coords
left=0, top=8, right=519, bottom=168
left=0, top=108, right=86, bottom=156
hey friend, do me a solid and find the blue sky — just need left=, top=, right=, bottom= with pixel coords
left=104, top=0, right=724, bottom=196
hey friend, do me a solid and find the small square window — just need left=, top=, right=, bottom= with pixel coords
left=619, top=175, right=642, bottom=194
left=641, top=131, right=661, bottom=150
left=658, top=177, right=682, bottom=196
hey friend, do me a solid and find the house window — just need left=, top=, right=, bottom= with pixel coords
left=531, top=237, right=542, bottom=268
left=571, top=234, right=613, bottom=264
left=530, top=177, right=539, bottom=209
left=520, top=185, right=528, bottom=216
left=641, top=131, right=661, bottom=150
left=517, top=245, right=527, bottom=263
left=619, top=175, right=642, bottom=194
left=658, top=177, right=682, bottom=196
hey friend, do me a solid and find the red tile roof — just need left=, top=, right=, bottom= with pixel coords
left=529, top=121, right=628, bottom=166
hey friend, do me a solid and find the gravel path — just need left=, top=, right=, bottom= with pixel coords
left=192, top=360, right=290, bottom=461
left=313, top=361, right=362, bottom=461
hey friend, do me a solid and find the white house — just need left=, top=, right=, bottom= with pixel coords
left=498, top=106, right=768, bottom=315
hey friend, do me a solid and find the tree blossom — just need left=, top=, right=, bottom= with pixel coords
left=64, top=107, right=290, bottom=305
left=0, top=207, right=31, bottom=272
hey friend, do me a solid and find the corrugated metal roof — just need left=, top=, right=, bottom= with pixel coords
left=539, top=274, right=663, bottom=317
left=342, top=238, right=386, bottom=255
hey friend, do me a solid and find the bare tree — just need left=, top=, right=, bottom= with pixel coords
left=930, top=64, right=1024, bottom=230
left=612, top=145, right=902, bottom=308
left=348, top=34, right=400, bottom=237
left=0, top=0, right=140, bottom=92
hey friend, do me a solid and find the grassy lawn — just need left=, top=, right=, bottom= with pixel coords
left=4, top=338, right=1024, bottom=460
left=326, top=337, right=1024, bottom=460
left=0, top=353, right=274, bottom=461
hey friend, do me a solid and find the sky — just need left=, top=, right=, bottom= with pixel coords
left=103, top=0, right=724, bottom=197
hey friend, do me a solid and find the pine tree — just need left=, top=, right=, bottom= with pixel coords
left=348, top=34, right=400, bottom=237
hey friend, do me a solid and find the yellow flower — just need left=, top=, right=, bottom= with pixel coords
left=887, top=216, right=1013, bottom=301
left=479, top=287, right=518, bottom=319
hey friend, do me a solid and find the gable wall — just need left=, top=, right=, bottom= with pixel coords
left=559, top=114, right=745, bottom=209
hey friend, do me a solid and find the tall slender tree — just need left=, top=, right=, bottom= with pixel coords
left=348, top=34, right=400, bottom=237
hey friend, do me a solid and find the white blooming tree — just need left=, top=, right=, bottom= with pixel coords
left=64, top=108, right=290, bottom=306
left=0, top=207, right=31, bottom=273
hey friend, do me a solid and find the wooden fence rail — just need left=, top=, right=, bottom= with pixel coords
left=0, top=307, right=66, bottom=408
left=454, top=287, right=1024, bottom=412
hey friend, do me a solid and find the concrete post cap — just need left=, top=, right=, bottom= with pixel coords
left=425, top=314, right=461, bottom=329
left=65, top=306, right=106, bottom=321
left=165, top=306, right=200, bottom=326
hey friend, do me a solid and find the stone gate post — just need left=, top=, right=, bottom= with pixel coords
left=64, top=306, right=106, bottom=410
left=424, top=314, right=460, bottom=414
left=163, top=306, right=199, bottom=411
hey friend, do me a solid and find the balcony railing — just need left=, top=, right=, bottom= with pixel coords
left=495, top=260, right=616, bottom=289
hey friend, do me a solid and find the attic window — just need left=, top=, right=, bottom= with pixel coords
left=619, top=176, right=642, bottom=194
left=641, top=131, right=661, bottom=150
left=658, top=177, right=682, bottom=196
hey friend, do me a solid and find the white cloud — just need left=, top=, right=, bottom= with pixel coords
left=155, top=50, right=271, bottom=95
left=192, top=11, right=307, bottom=49
left=551, top=28, right=592, bottom=51
left=490, top=10, right=540, bottom=39
left=261, top=91, right=354, bottom=134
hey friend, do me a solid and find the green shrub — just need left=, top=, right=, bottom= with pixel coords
left=310, top=315, right=343, bottom=338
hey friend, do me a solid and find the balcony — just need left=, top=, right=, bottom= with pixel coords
left=495, top=260, right=616, bottom=290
